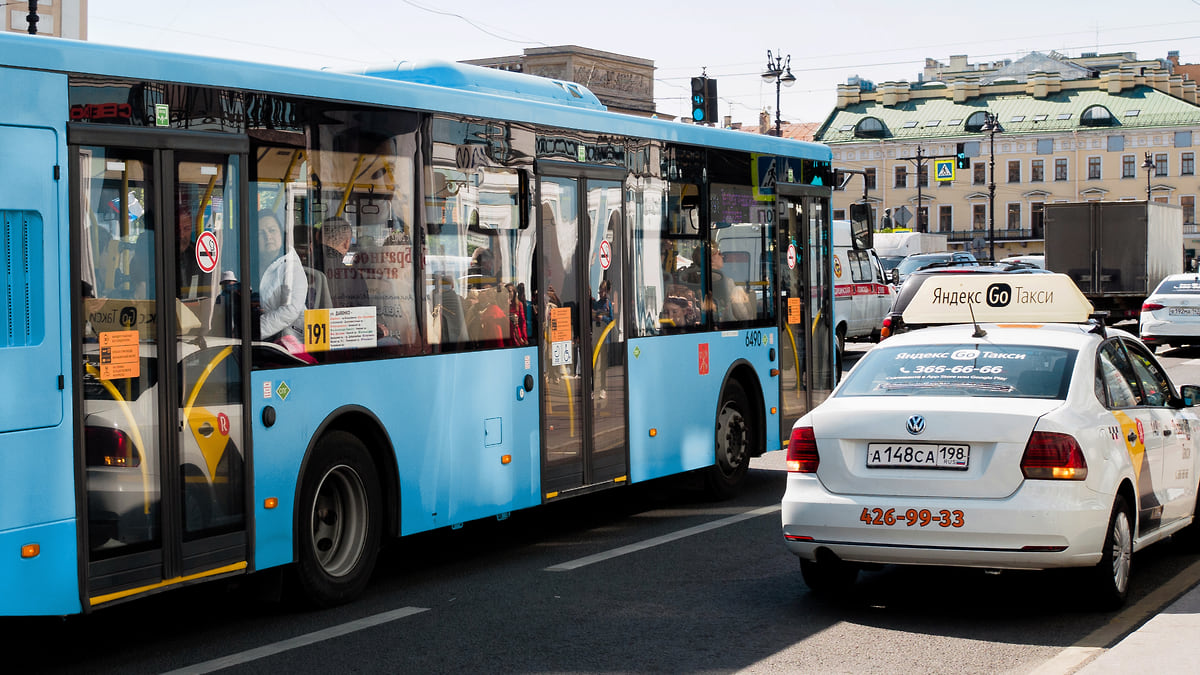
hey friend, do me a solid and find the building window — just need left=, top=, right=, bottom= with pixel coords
left=917, top=164, right=928, bottom=188
left=972, top=204, right=986, bottom=230
left=1155, top=153, right=1168, bottom=177
left=917, top=206, right=928, bottom=230
left=973, top=163, right=985, bottom=185
left=938, top=205, right=952, bottom=233
left=1031, top=159, right=1044, bottom=182
left=1055, top=158, right=1068, bottom=181
left=864, top=167, right=877, bottom=190
left=1088, top=156, right=1102, bottom=180
left=1008, top=160, right=1021, bottom=183
left=1122, top=155, right=1136, bottom=178
left=1007, top=203, right=1021, bottom=230
left=1183, top=152, right=1195, bottom=176
left=894, top=165, right=907, bottom=188
left=1031, top=202, right=1045, bottom=235
left=1182, top=196, right=1195, bottom=226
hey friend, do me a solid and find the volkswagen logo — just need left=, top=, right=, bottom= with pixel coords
left=906, top=415, right=925, bottom=435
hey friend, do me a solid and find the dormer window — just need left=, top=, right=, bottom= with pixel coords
left=964, top=111, right=989, bottom=132
left=1081, top=105, right=1114, bottom=127
left=854, top=116, right=887, bottom=138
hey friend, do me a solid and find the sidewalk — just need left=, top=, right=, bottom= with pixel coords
left=1076, top=581, right=1200, bottom=674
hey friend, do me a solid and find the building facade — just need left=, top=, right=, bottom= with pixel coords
left=816, top=52, right=1200, bottom=259
left=464, top=45, right=665, bottom=118
left=3, top=1, right=87, bottom=39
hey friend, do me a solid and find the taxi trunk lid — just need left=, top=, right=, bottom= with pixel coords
left=810, top=397, right=1063, bottom=499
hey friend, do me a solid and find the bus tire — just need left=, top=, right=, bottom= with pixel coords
left=1087, top=495, right=1133, bottom=610
left=293, top=430, right=382, bottom=608
left=705, top=380, right=756, bottom=499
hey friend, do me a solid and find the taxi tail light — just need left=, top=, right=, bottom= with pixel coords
left=1142, top=302, right=1165, bottom=312
left=787, top=427, right=819, bottom=473
left=85, top=427, right=140, bottom=468
left=1021, top=431, right=1087, bottom=480
left=880, top=317, right=893, bottom=340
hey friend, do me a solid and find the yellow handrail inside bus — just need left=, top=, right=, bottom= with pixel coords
left=84, top=363, right=152, bottom=514
left=591, top=320, right=615, bottom=369
left=784, top=323, right=801, bottom=393
left=183, top=345, right=235, bottom=420
left=336, top=155, right=366, bottom=217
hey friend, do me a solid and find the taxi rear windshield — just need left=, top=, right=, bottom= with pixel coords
left=837, top=343, right=1076, bottom=399
left=1155, top=279, right=1200, bottom=294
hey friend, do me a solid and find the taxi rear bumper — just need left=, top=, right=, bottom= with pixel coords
left=781, top=473, right=1110, bottom=570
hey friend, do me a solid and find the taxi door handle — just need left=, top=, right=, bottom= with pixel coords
left=1127, top=432, right=1138, bottom=443
left=1164, top=429, right=1173, bottom=436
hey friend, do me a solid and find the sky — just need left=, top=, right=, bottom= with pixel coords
left=84, top=0, right=1200, bottom=126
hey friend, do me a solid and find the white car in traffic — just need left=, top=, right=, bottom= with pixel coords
left=782, top=274, right=1200, bottom=608
left=1140, top=273, right=1200, bottom=352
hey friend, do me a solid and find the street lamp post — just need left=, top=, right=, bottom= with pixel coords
left=762, top=50, right=796, bottom=137
left=981, top=111, right=1004, bottom=262
left=1142, top=152, right=1156, bottom=201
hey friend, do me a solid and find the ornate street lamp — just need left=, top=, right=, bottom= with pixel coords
left=1142, top=152, right=1156, bottom=201
left=981, top=111, right=1004, bottom=262
left=762, top=50, right=796, bottom=137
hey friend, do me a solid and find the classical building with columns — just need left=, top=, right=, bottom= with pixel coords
left=816, top=51, right=1200, bottom=259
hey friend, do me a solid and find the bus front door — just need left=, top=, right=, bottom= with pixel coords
left=776, top=188, right=836, bottom=442
left=538, top=171, right=628, bottom=499
left=74, top=131, right=249, bottom=606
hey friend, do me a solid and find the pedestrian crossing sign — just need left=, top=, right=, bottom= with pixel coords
left=934, top=159, right=955, bottom=182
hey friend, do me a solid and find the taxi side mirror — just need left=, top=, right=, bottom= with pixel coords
left=1181, top=384, right=1200, bottom=407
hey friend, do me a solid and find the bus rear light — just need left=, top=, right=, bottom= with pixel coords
left=1021, top=431, right=1087, bottom=480
left=786, top=426, right=819, bottom=473
left=85, top=426, right=140, bottom=468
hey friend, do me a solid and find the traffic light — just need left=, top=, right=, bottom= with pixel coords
left=956, top=143, right=969, bottom=170
left=690, top=76, right=717, bottom=124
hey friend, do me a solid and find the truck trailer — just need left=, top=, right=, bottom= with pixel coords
left=1044, top=201, right=1183, bottom=321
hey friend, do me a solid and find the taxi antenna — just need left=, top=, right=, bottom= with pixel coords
left=967, top=300, right=987, bottom=338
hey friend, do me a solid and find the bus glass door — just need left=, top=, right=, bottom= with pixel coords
left=76, top=137, right=247, bottom=601
left=538, top=172, right=628, bottom=497
left=776, top=189, right=835, bottom=441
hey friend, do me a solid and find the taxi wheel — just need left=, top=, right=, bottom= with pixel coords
left=1173, top=483, right=1200, bottom=551
left=1089, top=496, right=1133, bottom=609
left=292, top=431, right=382, bottom=608
left=800, top=557, right=858, bottom=598
left=705, top=380, right=755, bottom=499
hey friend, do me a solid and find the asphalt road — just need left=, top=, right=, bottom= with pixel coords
left=4, top=337, right=1199, bottom=674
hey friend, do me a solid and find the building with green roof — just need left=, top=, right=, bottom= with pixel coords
left=816, top=51, right=1200, bottom=260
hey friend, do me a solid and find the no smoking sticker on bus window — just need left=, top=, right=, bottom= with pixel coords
left=195, top=230, right=219, bottom=274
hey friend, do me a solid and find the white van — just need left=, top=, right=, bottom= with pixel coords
left=831, top=220, right=892, bottom=349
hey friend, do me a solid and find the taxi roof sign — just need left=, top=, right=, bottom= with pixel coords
left=902, top=273, right=1095, bottom=325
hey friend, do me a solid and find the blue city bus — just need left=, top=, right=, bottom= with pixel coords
left=0, top=31, right=835, bottom=615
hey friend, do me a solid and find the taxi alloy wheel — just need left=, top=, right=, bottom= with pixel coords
left=1090, top=495, right=1133, bottom=609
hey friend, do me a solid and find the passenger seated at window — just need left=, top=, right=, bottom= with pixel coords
left=318, top=217, right=369, bottom=309
left=256, top=209, right=308, bottom=344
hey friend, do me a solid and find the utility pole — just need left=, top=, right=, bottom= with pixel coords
left=898, top=145, right=958, bottom=233
left=27, top=0, right=39, bottom=35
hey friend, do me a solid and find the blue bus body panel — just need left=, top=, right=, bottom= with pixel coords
left=0, top=66, right=79, bottom=615
left=627, top=329, right=780, bottom=482
left=0, top=67, right=66, bottom=433
left=252, top=348, right=541, bottom=571
left=0, top=33, right=831, bottom=163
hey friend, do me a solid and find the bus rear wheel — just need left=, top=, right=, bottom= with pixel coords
left=706, top=380, right=756, bottom=499
left=293, top=431, right=382, bottom=607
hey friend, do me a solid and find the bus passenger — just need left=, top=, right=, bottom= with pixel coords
left=319, top=217, right=369, bottom=309
left=256, top=209, right=308, bottom=343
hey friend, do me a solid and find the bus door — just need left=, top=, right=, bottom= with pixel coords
left=537, top=167, right=628, bottom=498
left=72, top=128, right=250, bottom=604
left=776, top=184, right=836, bottom=442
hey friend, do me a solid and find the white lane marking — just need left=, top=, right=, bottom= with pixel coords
left=161, top=606, right=429, bottom=674
left=545, top=504, right=781, bottom=572
left=1028, top=557, right=1200, bottom=675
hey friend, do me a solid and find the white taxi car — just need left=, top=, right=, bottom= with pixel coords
left=782, top=274, right=1200, bottom=608
left=1139, top=273, right=1200, bottom=352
